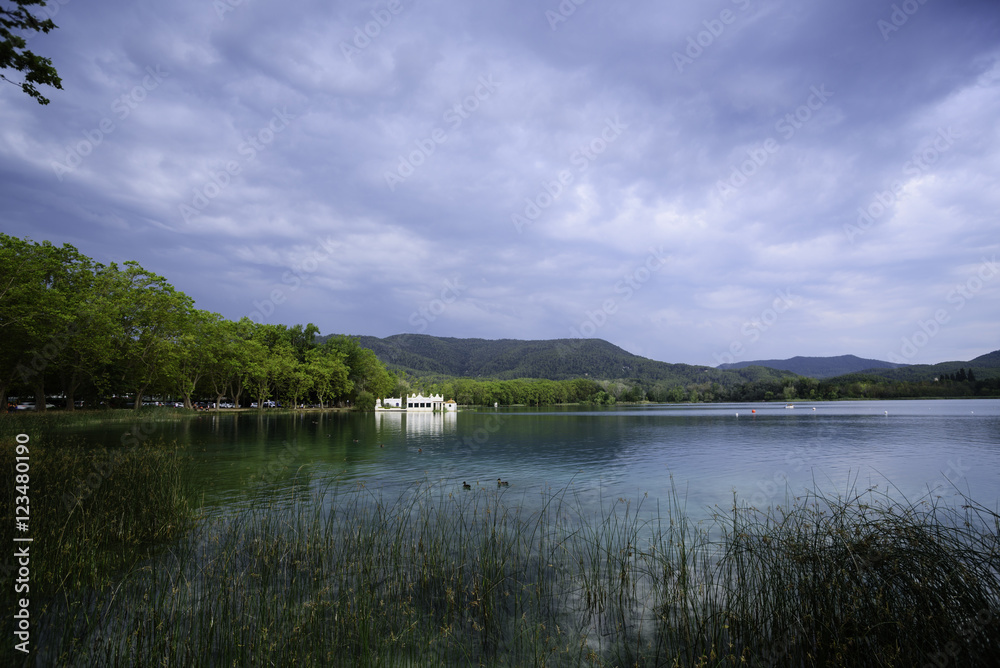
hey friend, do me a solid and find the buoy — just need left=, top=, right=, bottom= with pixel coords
left=751, top=409, right=756, bottom=414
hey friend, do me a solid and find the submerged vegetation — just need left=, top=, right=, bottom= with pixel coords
left=4, top=433, right=998, bottom=667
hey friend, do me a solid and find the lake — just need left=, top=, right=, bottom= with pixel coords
left=66, top=398, right=1000, bottom=522
left=28, top=398, right=1000, bottom=666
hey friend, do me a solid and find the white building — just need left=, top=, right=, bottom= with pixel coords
left=376, top=393, right=458, bottom=411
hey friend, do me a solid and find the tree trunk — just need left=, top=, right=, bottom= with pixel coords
left=65, top=371, right=84, bottom=412
left=33, top=379, right=46, bottom=412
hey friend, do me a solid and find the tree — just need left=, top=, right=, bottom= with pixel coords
left=107, top=262, right=194, bottom=409
left=306, top=348, right=352, bottom=408
left=0, top=234, right=89, bottom=409
left=173, top=310, right=225, bottom=409
left=203, top=317, right=245, bottom=409
left=324, top=335, right=394, bottom=401
left=242, top=337, right=272, bottom=408
left=55, top=260, right=120, bottom=410
left=0, top=0, right=62, bottom=104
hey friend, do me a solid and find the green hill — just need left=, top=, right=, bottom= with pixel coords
left=718, top=354, right=907, bottom=379
left=338, top=334, right=796, bottom=387
left=828, top=350, right=1000, bottom=384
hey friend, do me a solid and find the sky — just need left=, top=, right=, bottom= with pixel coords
left=1, top=0, right=998, bottom=367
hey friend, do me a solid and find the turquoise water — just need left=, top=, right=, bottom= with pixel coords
left=67, top=399, right=1000, bottom=520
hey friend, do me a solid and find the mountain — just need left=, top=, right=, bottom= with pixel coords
left=337, top=334, right=797, bottom=386
left=828, top=350, right=1000, bottom=383
left=717, top=355, right=908, bottom=379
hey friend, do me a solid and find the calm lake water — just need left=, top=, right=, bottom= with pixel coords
left=67, top=399, right=1000, bottom=522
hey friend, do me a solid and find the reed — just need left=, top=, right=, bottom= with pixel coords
left=6, top=457, right=999, bottom=667
left=0, top=435, right=194, bottom=595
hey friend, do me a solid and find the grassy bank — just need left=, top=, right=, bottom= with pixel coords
left=6, top=460, right=996, bottom=667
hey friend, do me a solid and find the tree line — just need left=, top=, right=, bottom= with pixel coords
left=5, top=235, right=996, bottom=412
left=1, top=234, right=394, bottom=411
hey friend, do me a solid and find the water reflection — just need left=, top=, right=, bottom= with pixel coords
left=375, top=409, right=457, bottom=438
left=54, top=400, right=1000, bottom=522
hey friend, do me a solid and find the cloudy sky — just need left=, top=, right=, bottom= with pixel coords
left=2, top=0, right=998, bottom=367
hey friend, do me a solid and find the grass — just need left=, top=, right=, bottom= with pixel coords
left=2, top=430, right=997, bottom=666
left=0, top=434, right=194, bottom=595
left=0, top=406, right=197, bottom=434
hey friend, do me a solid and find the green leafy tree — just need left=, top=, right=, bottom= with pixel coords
left=242, top=336, right=272, bottom=408
left=283, top=363, right=313, bottom=408
left=1, top=0, right=62, bottom=104
left=0, top=234, right=89, bottom=409
left=324, top=335, right=395, bottom=402
left=55, top=260, right=120, bottom=410
left=203, top=317, right=246, bottom=409
left=306, top=348, right=352, bottom=408
left=108, top=262, right=194, bottom=409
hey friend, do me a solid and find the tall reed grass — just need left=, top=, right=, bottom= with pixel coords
left=16, top=470, right=998, bottom=667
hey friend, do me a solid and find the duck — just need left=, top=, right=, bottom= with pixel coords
left=497, top=478, right=509, bottom=487
left=463, top=481, right=472, bottom=490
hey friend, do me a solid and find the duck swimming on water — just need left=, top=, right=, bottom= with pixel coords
left=463, top=481, right=472, bottom=490
left=497, top=478, right=509, bottom=487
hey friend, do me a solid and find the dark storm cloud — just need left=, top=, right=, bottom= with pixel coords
left=1, top=0, right=997, bottom=365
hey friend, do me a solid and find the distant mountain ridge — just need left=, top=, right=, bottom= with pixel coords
left=340, top=334, right=797, bottom=386
left=329, top=333, right=1000, bottom=387
left=717, top=355, right=908, bottom=379
left=830, top=350, right=1000, bottom=383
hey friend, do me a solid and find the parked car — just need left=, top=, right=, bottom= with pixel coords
left=16, top=402, right=56, bottom=410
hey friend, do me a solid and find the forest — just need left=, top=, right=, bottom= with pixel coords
left=0, top=234, right=395, bottom=411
